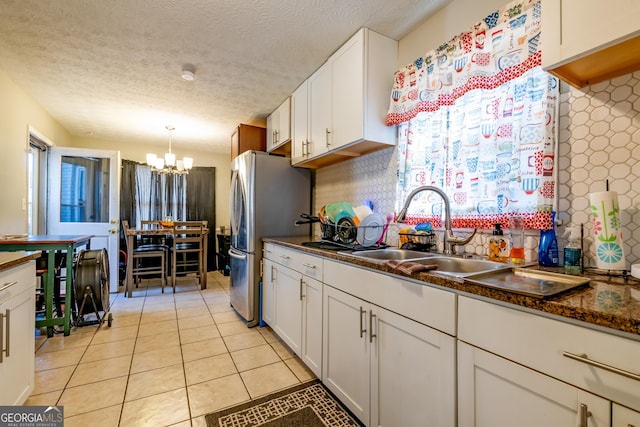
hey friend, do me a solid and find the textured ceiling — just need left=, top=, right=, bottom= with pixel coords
left=0, top=0, right=450, bottom=154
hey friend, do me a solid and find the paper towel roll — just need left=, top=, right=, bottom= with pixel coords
left=590, top=191, right=626, bottom=270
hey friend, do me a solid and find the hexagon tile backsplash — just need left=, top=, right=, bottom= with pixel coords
left=314, top=71, right=640, bottom=269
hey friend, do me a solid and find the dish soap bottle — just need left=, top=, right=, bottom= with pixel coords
left=563, top=226, right=582, bottom=274
left=488, top=223, right=509, bottom=262
left=538, top=212, right=559, bottom=267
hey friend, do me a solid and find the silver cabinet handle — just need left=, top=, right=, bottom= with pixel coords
left=325, top=128, right=331, bottom=148
left=563, top=351, right=640, bottom=381
left=369, top=310, right=377, bottom=343
left=0, top=309, right=8, bottom=363
left=0, top=281, right=18, bottom=293
left=359, top=306, right=366, bottom=338
left=280, top=255, right=291, bottom=260
left=299, top=279, right=303, bottom=301
left=270, top=265, right=275, bottom=283
left=302, top=263, right=317, bottom=269
left=0, top=310, right=3, bottom=363
left=579, top=403, right=591, bottom=427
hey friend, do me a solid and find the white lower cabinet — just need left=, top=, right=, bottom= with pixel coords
left=301, top=275, right=322, bottom=377
left=323, top=284, right=455, bottom=427
left=0, top=260, right=36, bottom=405
left=458, top=295, right=640, bottom=426
left=261, top=258, right=275, bottom=327
left=273, top=263, right=302, bottom=355
left=458, top=341, right=610, bottom=427
left=613, top=403, right=640, bottom=427
left=261, top=244, right=323, bottom=378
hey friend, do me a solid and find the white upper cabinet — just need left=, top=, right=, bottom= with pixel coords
left=307, top=62, right=332, bottom=160
left=294, top=28, right=398, bottom=168
left=266, top=97, right=291, bottom=155
left=542, top=0, right=640, bottom=87
left=291, top=81, right=309, bottom=164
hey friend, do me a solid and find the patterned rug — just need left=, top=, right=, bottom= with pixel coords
left=204, top=380, right=363, bottom=427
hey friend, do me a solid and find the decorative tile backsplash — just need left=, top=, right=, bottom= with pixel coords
left=314, top=71, right=640, bottom=269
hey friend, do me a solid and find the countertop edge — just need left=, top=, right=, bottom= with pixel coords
left=0, top=251, right=42, bottom=272
left=263, top=237, right=640, bottom=339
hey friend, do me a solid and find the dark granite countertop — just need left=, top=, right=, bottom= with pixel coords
left=0, top=251, right=41, bottom=272
left=264, top=236, right=640, bottom=339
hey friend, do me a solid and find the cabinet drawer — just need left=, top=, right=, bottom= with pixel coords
left=324, top=259, right=456, bottom=335
left=0, top=261, right=35, bottom=305
left=268, top=244, right=323, bottom=281
left=458, top=295, right=640, bottom=411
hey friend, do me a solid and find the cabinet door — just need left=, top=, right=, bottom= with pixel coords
left=301, top=275, right=322, bottom=378
left=291, top=82, right=309, bottom=164
left=323, top=285, right=370, bottom=426
left=273, top=264, right=302, bottom=355
left=308, top=62, right=331, bottom=158
left=277, top=97, right=291, bottom=145
left=458, top=341, right=610, bottom=427
left=261, top=258, right=275, bottom=327
left=331, top=28, right=364, bottom=149
left=0, top=289, right=35, bottom=405
left=613, top=403, right=640, bottom=427
left=266, top=109, right=278, bottom=151
left=543, top=0, right=640, bottom=67
left=371, top=306, right=456, bottom=427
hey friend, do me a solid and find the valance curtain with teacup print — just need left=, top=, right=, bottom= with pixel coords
left=387, top=0, right=558, bottom=230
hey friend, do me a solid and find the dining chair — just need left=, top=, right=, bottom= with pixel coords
left=171, top=221, right=206, bottom=291
left=122, top=220, right=167, bottom=293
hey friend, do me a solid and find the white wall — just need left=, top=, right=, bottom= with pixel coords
left=0, top=70, right=71, bottom=233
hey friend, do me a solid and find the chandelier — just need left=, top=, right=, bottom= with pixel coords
left=146, top=126, right=193, bottom=174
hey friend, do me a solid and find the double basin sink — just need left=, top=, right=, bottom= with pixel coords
left=337, top=248, right=510, bottom=278
left=336, top=248, right=590, bottom=298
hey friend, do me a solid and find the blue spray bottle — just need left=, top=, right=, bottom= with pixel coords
left=538, top=212, right=559, bottom=267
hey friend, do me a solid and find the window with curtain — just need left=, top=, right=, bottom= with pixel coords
left=120, top=160, right=217, bottom=270
left=386, top=0, right=558, bottom=230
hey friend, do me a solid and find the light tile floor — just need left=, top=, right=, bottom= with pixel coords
left=26, top=271, right=315, bottom=427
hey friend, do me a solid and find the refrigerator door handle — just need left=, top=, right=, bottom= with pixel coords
left=229, top=248, right=248, bottom=260
left=229, top=169, right=241, bottom=236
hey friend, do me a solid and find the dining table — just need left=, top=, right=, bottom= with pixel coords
left=0, top=234, right=93, bottom=336
left=124, top=223, right=208, bottom=298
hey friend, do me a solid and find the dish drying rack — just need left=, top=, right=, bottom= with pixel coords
left=398, top=231, right=436, bottom=252
left=318, top=220, right=388, bottom=249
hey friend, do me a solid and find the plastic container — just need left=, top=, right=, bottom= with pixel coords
left=509, top=217, right=525, bottom=264
left=488, top=223, right=508, bottom=262
left=563, top=226, right=582, bottom=274
left=538, top=213, right=559, bottom=267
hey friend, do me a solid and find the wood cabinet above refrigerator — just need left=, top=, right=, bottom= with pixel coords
left=231, top=124, right=266, bottom=160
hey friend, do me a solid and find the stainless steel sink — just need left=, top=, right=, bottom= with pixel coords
left=409, top=256, right=510, bottom=277
left=337, top=248, right=436, bottom=261
left=338, top=248, right=510, bottom=277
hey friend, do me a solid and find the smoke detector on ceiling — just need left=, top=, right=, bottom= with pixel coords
left=181, top=64, right=195, bottom=81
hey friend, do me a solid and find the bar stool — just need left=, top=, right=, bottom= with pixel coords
left=122, top=220, right=168, bottom=292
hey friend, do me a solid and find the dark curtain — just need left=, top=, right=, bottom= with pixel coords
left=186, top=167, right=216, bottom=271
left=120, top=160, right=137, bottom=245
left=119, top=161, right=217, bottom=271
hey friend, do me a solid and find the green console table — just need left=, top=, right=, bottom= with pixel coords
left=0, top=235, right=93, bottom=336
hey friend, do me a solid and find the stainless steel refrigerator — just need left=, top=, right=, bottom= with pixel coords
left=229, top=151, right=311, bottom=327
